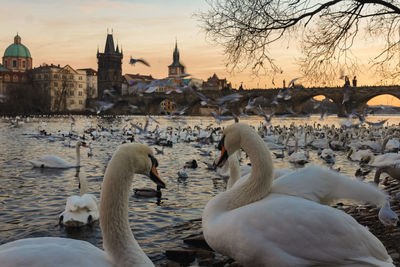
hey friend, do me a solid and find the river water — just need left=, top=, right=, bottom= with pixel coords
left=0, top=114, right=399, bottom=264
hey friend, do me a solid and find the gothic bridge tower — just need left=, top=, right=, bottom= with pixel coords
left=97, top=32, right=123, bottom=98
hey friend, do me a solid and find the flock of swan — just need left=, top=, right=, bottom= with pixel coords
left=1, top=115, right=400, bottom=266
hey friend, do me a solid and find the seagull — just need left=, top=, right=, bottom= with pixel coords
left=129, top=57, right=150, bottom=67
left=245, top=98, right=256, bottom=111
left=148, top=115, right=160, bottom=124
left=258, top=106, right=274, bottom=124
left=154, top=146, right=164, bottom=155
left=216, top=93, right=242, bottom=105
left=342, top=89, right=350, bottom=104
left=288, top=77, right=299, bottom=87
left=365, top=119, right=388, bottom=127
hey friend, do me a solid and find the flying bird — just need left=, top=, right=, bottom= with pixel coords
left=288, top=77, right=299, bottom=87
left=129, top=57, right=150, bottom=67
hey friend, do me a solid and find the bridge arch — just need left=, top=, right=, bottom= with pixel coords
left=293, top=93, right=343, bottom=115
left=355, top=92, right=400, bottom=114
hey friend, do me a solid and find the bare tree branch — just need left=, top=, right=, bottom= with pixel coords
left=197, top=0, right=400, bottom=84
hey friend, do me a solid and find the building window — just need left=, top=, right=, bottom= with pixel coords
left=54, top=82, right=58, bottom=86
left=70, top=100, right=75, bottom=104
left=4, top=61, right=7, bottom=68
left=69, top=75, right=73, bottom=79
left=22, top=61, right=26, bottom=68
left=54, top=74, right=59, bottom=79
left=13, top=60, right=17, bottom=68
left=70, top=91, right=74, bottom=96
left=4, top=74, right=10, bottom=82
left=13, top=75, right=18, bottom=82
left=62, top=75, right=66, bottom=79
left=79, top=100, right=83, bottom=104
left=44, top=74, right=49, bottom=79
left=22, top=76, right=26, bottom=82
left=79, top=76, right=82, bottom=80
left=78, top=91, right=83, bottom=96
left=78, top=84, right=82, bottom=88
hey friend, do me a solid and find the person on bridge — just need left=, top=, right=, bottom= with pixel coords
left=344, top=76, right=350, bottom=87
left=352, top=76, right=357, bottom=87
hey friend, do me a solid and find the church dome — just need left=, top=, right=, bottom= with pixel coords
left=4, top=35, right=31, bottom=58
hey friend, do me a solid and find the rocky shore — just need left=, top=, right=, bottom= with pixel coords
left=158, top=179, right=400, bottom=267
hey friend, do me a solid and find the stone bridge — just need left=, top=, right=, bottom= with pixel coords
left=113, top=85, right=400, bottom=117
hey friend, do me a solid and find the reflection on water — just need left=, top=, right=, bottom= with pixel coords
left=0, top=114, right=399, bottom=263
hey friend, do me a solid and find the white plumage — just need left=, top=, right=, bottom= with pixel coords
left=203, top=123, right=393, bottom=267
left=28, top=141, right=87, bottom=168
left=0, top=144, right=166, bottom=267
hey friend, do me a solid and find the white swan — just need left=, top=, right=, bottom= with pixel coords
left=287, top=136, right=309, bottom=165
left=59, top=169, right=99, bottom=227
left=347, top=147, right=373, bottom=162
left=0, top=143, right=166, bottom=267
left=225, top=147, right=395, bottom=227
left=28, top=141, right=87, bottom=168
left=361, top=152, right=400, bottom=167
left=203, top=123, right=393, bottom=266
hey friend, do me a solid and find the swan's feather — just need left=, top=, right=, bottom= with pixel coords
left=0, top=237, right=112, bottom=267
left=61, top=194, right=99, bottom=226
left=205, top=194, right=392, bottom=266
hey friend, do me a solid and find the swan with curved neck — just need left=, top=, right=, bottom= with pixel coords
left=28, top=141, right=87, bottom=168
left=1, top=143, right=166, bottom=267
left=203, top=123, right=393, bottom=266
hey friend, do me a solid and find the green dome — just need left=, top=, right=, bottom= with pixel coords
left=4, top=43, right=31, bottom=58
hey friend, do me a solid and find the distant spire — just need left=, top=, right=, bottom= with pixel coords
left=104, top=33, right=115, bottom=54
left=173, top=39, right=180, bottom=64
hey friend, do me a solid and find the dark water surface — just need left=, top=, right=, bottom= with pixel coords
left=0, top=115, right=399, bottom=264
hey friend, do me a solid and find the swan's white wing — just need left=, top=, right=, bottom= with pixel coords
left=62, top=194, right=99, bottom=226
left=65, top=194, right=98, bottom=212
left=205, top=194, right=392, bottom=266
left=271, top=165, right=387, bottom=206
left=0, top=237, right=112, bottom=267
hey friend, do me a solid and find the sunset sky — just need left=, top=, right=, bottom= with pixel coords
left=1, top=0, right=398, bottom=105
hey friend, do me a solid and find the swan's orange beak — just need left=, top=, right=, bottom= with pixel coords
left=81, top=142, right=88, bottom=147
left=150, top=165, right=166, bottom=188
left=214, top=145, right=228, bottom=169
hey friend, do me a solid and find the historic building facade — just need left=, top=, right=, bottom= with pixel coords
left=168, top=41, right=185, bottom=78
left=31, top=64, right=87, bottom=112
left=202, top=73, right=232, bottom=90
left=77, top=68, right=98, bottom=99
left=97, top=33, right=123, bottom=98
left=0, top=34, right=32, bottom=97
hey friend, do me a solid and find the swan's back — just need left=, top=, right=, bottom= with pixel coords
left=29, top=155, right=73, bottom=168
left=206, top=194, right=392, bottom=266
left=0, top=237, right=112, bottom=267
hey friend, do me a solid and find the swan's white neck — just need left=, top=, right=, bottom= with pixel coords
left=208, top=127, right=274, bottom=214
left=75, top=145, right=81, bottom=167
left=100, top=153, right=153, bottom=266
left=78, top=170, right=88, bottom=196
left=226, top=151, right=241, bottom=190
